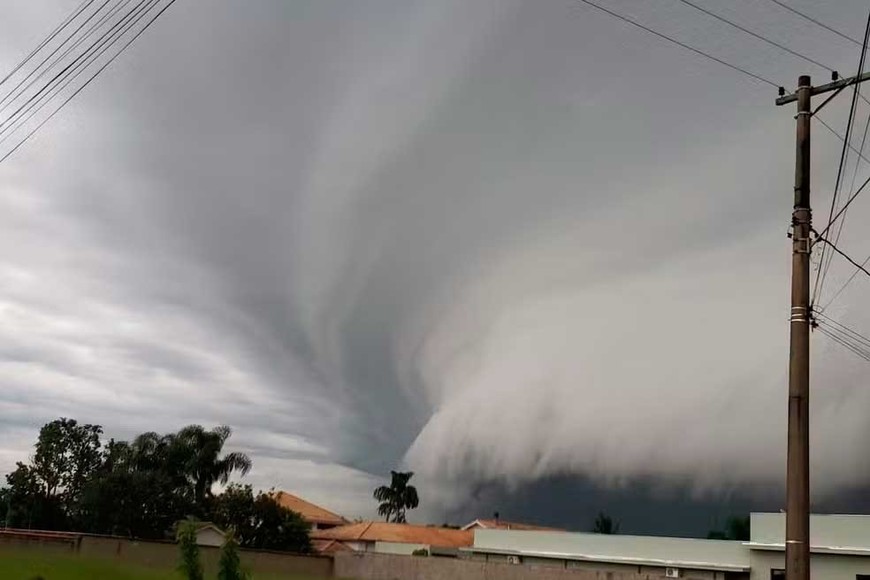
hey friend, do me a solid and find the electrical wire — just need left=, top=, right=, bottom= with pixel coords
left=815, top=311, right=870, bottom=349
left=822, top=251, right=870, bottom=309
left=0, top=0, right=96, bottom=88
left=674, top=0, right=835, bottom=73
left=814, top=313, right=870, bottom=361
left=0, top=0, right=179, bottom=165
left=0, top=0, right=157, bottom=141
left=814, top=116, right=870, bottom=166
left=816, top=323, right=870, bottom=362
left=575, top=0, right=781, bottom=89
left=813, top=8, right=870, bottom=306
left=765, top=0, right=863, bottom=47
left=813, top=234, right=870, bottom=282
left=0, top=0, right=106, bottom=110
left=0, top=0, right=134, bottom=120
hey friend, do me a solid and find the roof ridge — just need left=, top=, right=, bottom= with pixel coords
left=358, top=521, right=375, bottom=540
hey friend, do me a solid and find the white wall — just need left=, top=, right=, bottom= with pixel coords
left=750, top=550, right=870, bottom=580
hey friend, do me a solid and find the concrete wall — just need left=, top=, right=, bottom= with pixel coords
left=0, top=533, right=332, bottom=577
left=78, top=536, right=333, bottom=576
left=750, top=549, right=870, bottom=580
left=334, top=551, right=739, bottom=580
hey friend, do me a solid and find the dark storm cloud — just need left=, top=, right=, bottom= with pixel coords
left=2, top=0, right=870, bottom=521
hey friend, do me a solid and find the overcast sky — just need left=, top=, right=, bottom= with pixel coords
left=1, top=0, right=870, bottom=525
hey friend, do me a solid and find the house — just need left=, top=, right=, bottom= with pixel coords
left=311, top=521, right=473, bottom=555
left=462, top=517, right=563, bottom=532
left=271, top=491, right=348, bottom=531
left=190, top=522, right=227, bottom=547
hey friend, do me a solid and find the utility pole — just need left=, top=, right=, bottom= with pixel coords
left=786, top=74, right=811, bottom=580
left=776, top=70, right=870, bottom=580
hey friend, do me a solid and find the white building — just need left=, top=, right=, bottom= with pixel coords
left=747, top=513, right=870, bottom=580
left=465, top=513, right=870, bottom=580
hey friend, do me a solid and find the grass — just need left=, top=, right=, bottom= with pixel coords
left=0, top=550, right=330, bottom=580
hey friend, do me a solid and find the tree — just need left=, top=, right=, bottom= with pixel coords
left=3, top=462, right=65, bottom=530
left=373, top=471, right=419, bottom=523
left=177, top=520, right=204, bottom=580
left=173, top=425, right=252, bottom=512
left=591, top=512, right=619, bottom=534
left=707, top=515, right=750, bottom=541
left=218, top=531, right=249, bottom=580
left=32, top=418, right=102, bottom=506
left=211, top=484, right=311, bottom=553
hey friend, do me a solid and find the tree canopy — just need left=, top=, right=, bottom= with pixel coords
left=1, top=418, right=308, bottom=552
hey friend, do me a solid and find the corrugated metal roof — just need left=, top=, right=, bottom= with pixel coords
left=469, top=530, right=750, bottom=572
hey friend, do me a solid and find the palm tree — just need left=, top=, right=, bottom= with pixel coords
left=591, top=512, right=619, bottom=534
left=373, top=471, right=419, bottom=523
left=174, top=425, right=252, bottom=509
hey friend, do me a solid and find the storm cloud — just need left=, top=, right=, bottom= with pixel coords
left=2, top=0, right=870, bottom=523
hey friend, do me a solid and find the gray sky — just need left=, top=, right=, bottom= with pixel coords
left=2, top=0, right=870, bottom=523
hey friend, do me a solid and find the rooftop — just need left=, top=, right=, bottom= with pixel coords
left=462, top=518, right=563, bottom=532
left=747, top=513, right=870, bottom=555
left=312, top=522, right=473, bottom=548
left=468, top=529, right=750, bottom=573
left=271, top=491, right=347, bottom=526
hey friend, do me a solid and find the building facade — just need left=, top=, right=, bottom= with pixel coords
left=465, top=513, right=870, bottom=579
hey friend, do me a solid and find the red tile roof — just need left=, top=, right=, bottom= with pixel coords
left=271, top=491, right=348, bottom=526
left=312, top=522, right=473, bottom=548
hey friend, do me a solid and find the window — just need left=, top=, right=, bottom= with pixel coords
left=771, top=570, right=785, bottom=580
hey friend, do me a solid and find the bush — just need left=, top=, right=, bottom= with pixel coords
left=177, top=520, right=203, bottom=580
left=219, top=531, right=249, bottom=580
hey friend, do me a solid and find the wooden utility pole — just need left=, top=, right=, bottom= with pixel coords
left=776, top=70, right=870, bottom=580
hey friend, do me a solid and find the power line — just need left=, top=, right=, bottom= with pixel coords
left=813, top=9, right=870, bottom=306
left=814, top=116, right=870, bottom=166
left=674, top=0, right=835, bottom=73
left=0, top=0, right=132, bottom=120
left=0, top=0, right=96, bottom=88
left=814, top=311, right=870, bottom=349
left=0, top=0, right=156, bottom=141
left=0, top=0, right=179, bottom=165
left=765, top=0, right=863, bottom=47
left=813, top=233, right=870, bottom=282
left=823, top=251, right=870, bottom=309
left=0, top=0, right=109, bottom=110
left=574, top=0, right=781, bottom=89
left=816, top=323, right=870, bottom=362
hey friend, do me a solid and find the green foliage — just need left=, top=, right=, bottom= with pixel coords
left=591, top=512, right=619, bottom=534
left=707, top=515, right=750, bottom=541
left=3, top=418, right=252, bottom=541
left=218, top=531, right=249, bottom=580
left=411, top=548, right=429, bottom=556
left=177, top=520, right=204, bottom=580
left=373, top=471, right=419, bottom=523
left=212, top=484, right=312, bottom=553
